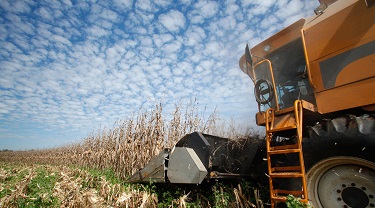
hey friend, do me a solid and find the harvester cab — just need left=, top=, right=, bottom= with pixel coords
left=243, top=40, right=315, bottom=111
left=239, top=19, right=316, bottom=119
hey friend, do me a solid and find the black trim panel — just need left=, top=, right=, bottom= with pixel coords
left=319, top=40, right=375, bottom=89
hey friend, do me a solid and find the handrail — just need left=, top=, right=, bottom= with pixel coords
left=293, top=100, right=308, bottom=201
left=253, top=59, right=280, bottom=111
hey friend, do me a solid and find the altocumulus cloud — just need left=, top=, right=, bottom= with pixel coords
left=159, top=10, right=186, bottom=32
left=0, top=0, right=318, bottom=150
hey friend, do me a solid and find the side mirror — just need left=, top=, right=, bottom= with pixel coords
left=314, top=2, right=327, bottom=15
left=365, top=0, right=375, bottom=8
left=239, top=44, right=255, bottom=81
left=245, top=44, right=253, bottom=66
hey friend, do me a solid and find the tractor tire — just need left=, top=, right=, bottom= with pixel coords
left=302, top=114, right=375, bottom=208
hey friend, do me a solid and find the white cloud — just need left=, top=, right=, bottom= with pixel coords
left=0, top=0, right=33, bottom=13
left=85, top=25, right=111, bottom=38
left=154, top=0, right=171, bottom=7
left=193, top=0, right=219, bottom=19
left=100, top=8, right=120, bottom=23
left=51, top=34, right=72, bottom=46
left=61, top=0, right=73, bottom=7
left=159, top=10, right=186, bottom=33
left=164, top=41, right=182, bottom=53
left=184, top=26, right=206, bottom=46
left=36, top=7, right=54, bottom=21
left=112, top=0, right=133, bottom=10
left=135, top=0, right=157, bottom=12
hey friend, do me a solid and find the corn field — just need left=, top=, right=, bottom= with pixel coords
left=0, top=102, right=258, bottom=179
left=0, top=102, right=265, bottom=207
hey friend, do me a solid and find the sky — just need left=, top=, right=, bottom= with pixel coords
left=0, top=0, right=319, bottom=150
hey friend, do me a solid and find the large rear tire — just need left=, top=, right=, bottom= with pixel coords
left=303, top=114, right=375, bottom=208
left=306, top=156, right=375, bottom=208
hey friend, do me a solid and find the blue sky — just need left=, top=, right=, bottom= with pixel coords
left=0, top=0, right=318, bottom=150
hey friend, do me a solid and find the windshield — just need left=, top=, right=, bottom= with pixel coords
left=253, top=38, right=316, bottom=111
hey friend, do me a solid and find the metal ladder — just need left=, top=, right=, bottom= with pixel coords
left=265, top=100, right=308, bottom=207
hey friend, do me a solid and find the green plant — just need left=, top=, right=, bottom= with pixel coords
left=0, top=167, right=29, bottom=199
left=211, top=184, right=230, bottom=208
left=286, top=194, right=311, bottom=208
left=17, top=167, right=59, bottom=207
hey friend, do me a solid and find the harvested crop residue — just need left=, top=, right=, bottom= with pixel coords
left=0, top=162, right=157, bottom=208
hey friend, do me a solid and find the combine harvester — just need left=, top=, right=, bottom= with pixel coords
left=128, top=0, right=375, bottom=207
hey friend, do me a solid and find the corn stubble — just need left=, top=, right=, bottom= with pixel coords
left=0, top=162, right=159, bottom=207
left=0, top=102, right=263, bottom=207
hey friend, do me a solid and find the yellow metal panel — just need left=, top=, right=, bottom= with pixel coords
left=315, top=77, right=375, bottom=113
left=303, top=0, right=375, bottom=62
left=307, top=37, right=375, bottom=92
left=335, top=53, right=375, bottom=87
left=302, top=0, right=375, bottom=113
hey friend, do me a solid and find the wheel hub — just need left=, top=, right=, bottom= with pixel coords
left=307, top=157, right=375, bottom=208
left=340, top=186, right=370, bottom=207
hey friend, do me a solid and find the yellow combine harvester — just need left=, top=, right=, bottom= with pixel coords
left=129, top=0, right=375, bottom=207
left=239, top=0, right=375, bottom=206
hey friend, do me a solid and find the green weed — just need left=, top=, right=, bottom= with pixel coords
left=286, top=194, right=311, bottom=208
left=16, top=167, right=59, bottom=207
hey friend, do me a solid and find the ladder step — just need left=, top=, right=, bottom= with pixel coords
left=268, top=149, right=300, bottom=154
left=270, top=144, right=298, bottom=151
left=271, top=195, right=308, bottom=202
left=268, top=125, right=297, bottom=133
left=272, top=166, right=302, bottom=172
left=269, top=172, right=304, bottom=178
left=271, top=195, right=287, bottom=202
left=274, top=189, right=305, bottom=196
